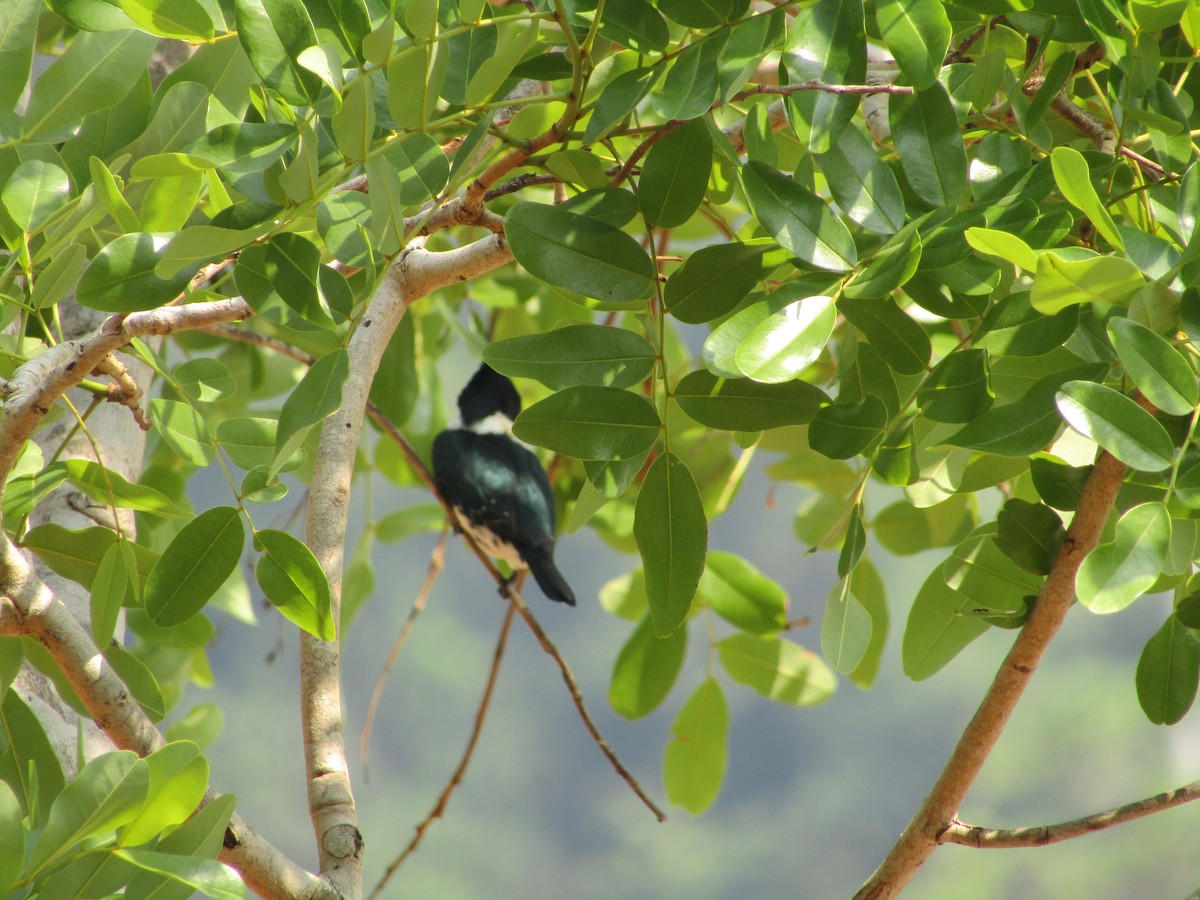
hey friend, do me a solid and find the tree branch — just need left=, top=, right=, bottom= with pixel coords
left=0, top=536, right=335, bottom=899
left=943, top=778, right=1200, bottom=848
left=0, top=297, right=251, bottom=506
left=855, top=450, right=1129, bottom=899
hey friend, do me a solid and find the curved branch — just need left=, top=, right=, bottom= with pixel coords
left=944, top=779, right=1200, bottom=848
left=855, top=450, right=1129, bottom=899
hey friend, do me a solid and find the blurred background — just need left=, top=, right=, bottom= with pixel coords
left=188, top=358, right=1200, bottom=899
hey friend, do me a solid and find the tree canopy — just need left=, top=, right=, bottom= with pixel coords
left=2, top=0, right=1200, bottom=897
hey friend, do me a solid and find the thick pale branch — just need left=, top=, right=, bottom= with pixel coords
left=0, top=537, right=333, bottom=899
left=855, top=451, right=1129, bottom=899
left=945, top=779, right=1200, bottom=848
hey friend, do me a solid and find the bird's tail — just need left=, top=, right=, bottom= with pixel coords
left=522, top=545, right=576, bottom=606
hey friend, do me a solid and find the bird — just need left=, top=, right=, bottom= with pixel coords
left=432, top=363, right=576, bottom=606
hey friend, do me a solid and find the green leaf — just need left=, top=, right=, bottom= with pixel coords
left=786, top=0, right=866, bottom=152
left=505, top=202, right=656, bottom=302
left=484, top=325, right=655, bottom=390
left=995, top=498, right=1064, bottom=576
left=876, top=0, right=951, bottom=90
left=697, top=551, right=788, bottom=634
left=674, top=369, right=827, bottom=430
left=144, top=506, right=244, bottom=627
left=90, top=543, right=129, bottom=649
left=255, top=529, right=335, bottom=641
left=657, top=0, right=731, bottom=27
left=917, top=348, right=993, bottom=423
left=609, top=614, right=687, bottom=718
left=635, top=452, right=707, bottom=637
left=594, top=0, right=669, bottom=52
left=1107, top=317, right=1198, bottom=416
left=734, top=293, right=836, bottom=383
left=964, top=226, right=1038, bottom=272
left=465, top=21, right=537, bottom=107
left=1077, top=502, right=1171, bottom=614
left=62, top=459, right=192, bottom=519
left=822, top=576, right=873, bottom=674
left=514, top=386, right=660, bottom=460
left=176, top=357, right=237, bottom=404
left=116, top=848, right=246, bottom=899
left=2, top=161, right=70, bottom=234
left=889, top=81, right=967, bottom=207
left=1051, top=146, right=1123, bottom=250
left=663, top=679, right=727, bottom=815
left=654, top=31, right=727, bottom=121
left=384, top=133, right=450, bottom=206
left=0, top=781, right=21, bottom=895
left=235, top=233, right=333, bottom=328
left=975, top=292, right=1079, bottom=357
left=274, top=349, right=349, bottom=471
left=847, top=559, right=889, bottom=689
left=21, top=30, right=156, bottom=140
left=31, top=243, right=87, bottom=310
left=234, top=0, right=321, bottom=105
left=1030, top=251, right=1144, bottom=313
left=1137, top=614, right=1200, bottom=725
left=818, top=123, right=906, bottom=235
left=717, top=633, right=837, bottom=705
left=665, top=242, right=766, bottom=324
left=583, top=65, right=662, bottom=145
left=148, top=399, right=214, bottom=466
left=873, top=494, right=974, bottom=556
left=77, top=233, right=198, bottom=312
left=119, top=0, right=215, bottom=40
left=741, top=162, right=856, bottom=270
left=809, top=395, right=887, bottom=459
left=903, top=528, right=1039, bottom=679
left=837, top=297, right=931, bottom=375
left=1055, top=381, right=1175, bottom=471
left=104, top=643, right=166, bottom=721
left=841, top=230, right=922, bottom=300
left=640, top=118, right=712, bottom=227
left=21, top=524, right=157, bottom=592
left=0, top=0, right=39, bottom=120
left=189, top=122, right=298, bottom=178
left=27, top=751, right=148, bottom=876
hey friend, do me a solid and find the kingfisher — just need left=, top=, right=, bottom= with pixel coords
left=432, top=363, right=576, bottom=606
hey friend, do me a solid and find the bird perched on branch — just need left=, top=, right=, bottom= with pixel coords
left=432, top=363, right=576, bottom=606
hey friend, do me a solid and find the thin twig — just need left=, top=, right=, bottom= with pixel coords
left=944, top=778, right=1200, bottom=848
left=368, top=601, right=517, bottom=899
left=360, top=532, right=447, bottom=781
left=506, top=588, right=668, bottom=822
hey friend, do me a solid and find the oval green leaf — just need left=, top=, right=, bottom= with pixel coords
left=484, top=325, right=655, bottom=390
left=609, top=613, right=687, bottom=719
left=144, top=506, right=244, bottom=627
left=1055, top=381, right=1175, bottom=471
left=674, top=369, right=828, bottom=430
left=734, top=293, right=836, bottom=383
left=514, top=386, right=661, bottom=460
left=740, top=161, right=856, bottom=271
left=505, top=201, right=656, bottom=302
left=639, top=118, right=713, bottom=228
left=255, top=529, right=335, bottom=641
left=635, top=452, right=707, bottom=637
left=1107, top=317, right=1198, bottom=416
left=1077, top=502, right=1171, bottom=614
